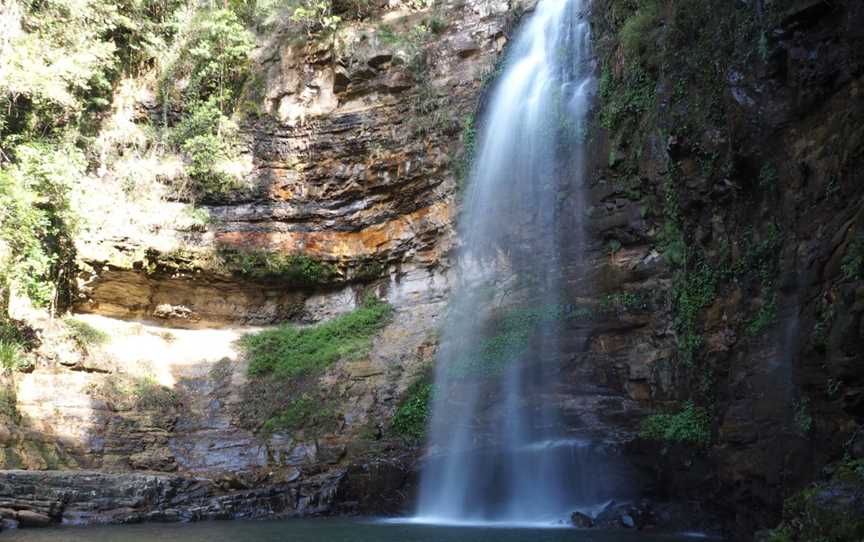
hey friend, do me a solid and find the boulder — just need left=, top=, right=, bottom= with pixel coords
left=570, top=511, right=594, bottom=528
left=621, top=514, right=636, bottom=529
left=16, top=510, right=52, bottom=527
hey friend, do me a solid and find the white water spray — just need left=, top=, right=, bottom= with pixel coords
left=412, top=0, right=610, bottom=525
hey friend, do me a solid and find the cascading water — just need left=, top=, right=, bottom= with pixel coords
left=412, top=0, right=610, bottom=525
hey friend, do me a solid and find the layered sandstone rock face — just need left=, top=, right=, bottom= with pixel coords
left=71, top=0, right=526, bottom=329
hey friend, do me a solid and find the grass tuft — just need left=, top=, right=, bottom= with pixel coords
left=262, top=395, right=336, bottom=434
left=242, top=297, right=392, bottom=379
left=64, top=318, right=110, bottom=348
left=640, top=401, right=711, bottom=446
left=391, top=376, right=433, bottom=441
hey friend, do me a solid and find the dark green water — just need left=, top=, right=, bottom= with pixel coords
left=0, top=518, right=711, bottom=542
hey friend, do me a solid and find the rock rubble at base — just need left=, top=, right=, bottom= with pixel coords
left=0, top=466, right=410, bottom=530
left=570, top=500, right=721, bottom=535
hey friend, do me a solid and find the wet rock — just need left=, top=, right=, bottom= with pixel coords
left=16, top=510, right=52, bottom=527
left=570, top=511, right=594, bottom=528
left=367, top=53, right=392, bottom=69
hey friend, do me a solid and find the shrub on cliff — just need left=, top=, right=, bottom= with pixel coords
left=157, top=9, right=254, bottom=199
left=841, top=234, right=864, bottom=281
left=261, top=394, right=337, bottom=433
left=0, top=340, right=22, bottom=373
left=640, top=401, right=711, bottom=446
left=764, top=458, right=864, bottom=542
left=64, top=318, right=109, bottom=349
left=242, top=296, right=392, bottom=379
left=0, top=141, right=80, bottom=309
left=159, top=8, right=254, bottom=113
left=619, top=0, right=662, bottom=70
left=391, top=376, right=433, bottom=441
left=215, top=247, right=339, bottom=285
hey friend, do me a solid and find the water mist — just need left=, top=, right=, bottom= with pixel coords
left=413, top=0, right=609, bottom=525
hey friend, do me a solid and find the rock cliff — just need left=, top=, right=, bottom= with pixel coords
left=1, top=0, right=863, bottom=539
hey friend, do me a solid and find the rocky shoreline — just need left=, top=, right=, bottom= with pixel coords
left=0, top=462, right=414, bottom=531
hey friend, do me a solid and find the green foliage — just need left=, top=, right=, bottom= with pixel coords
left=0, top=0, right=116, bottom=136
left=767, top=475, right=864, bottom=542
left=449, top=305, right=563, bottom=378
left=619, top=0, right=662, bottom=70
left=640, top=401, right=711, bottom=446
left=0, top=140, right=80, bottom=308
left=157, top=8, right=253, bottom=198
left=353, top=259, right=386, bottom=282
left=0, top=340, right=23, bottom=373
left=659, top=222, right=687, bottom=266
left=841, top=234, right=864, bottom=281
left=812, top=303, right=835, bottom=354
left=0, top=317, right=30, bottom=373
left=181, top=133, right=238, bottom=196
left=658, top=173, right=686, bottom=266
left=732, top=224, right=782, bottom=281
left=160, top=8, right=254, bottom=112
left=759, top=164, right=778, bottom=192
left=262, top=395, right=336, bottom=433
left=133, top=376, right=178, bottom=410
left=64, top=318, right=109, bottom=348
left=0, top=385, right=21, bottom=422
left=672, top=259, right=718, bottom=365
left=405, top=0, right=435, bottom=9
left=599, top=291, right=648, bottom=312
left=168, top=96, right=226, bottom=147
left=167, top=97, right=243, bottom=198
left=598, top=64, right=656, bottom=131
left=793, top=397, right=812, bottom=434
left=835, top=456, right=864, bottom=482
left=391, top=376, right=433, bottom=441
left=377, top=24, right=401, bottom=45
left=457, top=114, right=477, bottom=191
left=242, top=297, right=392, bottom=379
left=375, top=21, right=432, bottom=74
left=290, top=0, right=342, bottom=34
left=745, top=295, right=777, bottom=336
left=215, top=247, right=338, bottom=285
left=448, top=298, right=649, bottom=378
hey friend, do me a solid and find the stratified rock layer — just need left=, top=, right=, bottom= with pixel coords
left=1, top=0, right=863, bottom=539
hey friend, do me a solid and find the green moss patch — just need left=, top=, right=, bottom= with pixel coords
left=765, top=462, right=864, bottom=542
left=64, top=317, right=109, bottom=348
left=841, top=233, right=864, bottom=281
left=448, top=298, right=648, bottom=378
left=242, top=296, right=392, bottom=379
left=391, top=375, right=433, bottom=441
left=0, top=385, right=20, bottom=423
left=640, top=401, right=711, bottom=446
left=261, top=395, right=337, bottom=434
left=214, top=247, right=339, bottom=285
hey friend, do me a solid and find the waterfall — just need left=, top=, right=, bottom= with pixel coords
left=413, top=0, right=604, bottom=525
